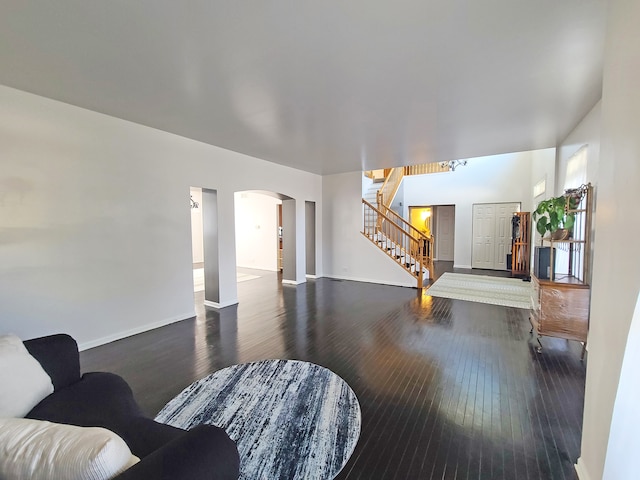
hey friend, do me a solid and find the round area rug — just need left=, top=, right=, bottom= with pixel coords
left=155, top=359, right=361, bottom=480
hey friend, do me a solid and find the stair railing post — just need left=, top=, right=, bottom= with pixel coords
left=375, top=190, right=383, bottom=231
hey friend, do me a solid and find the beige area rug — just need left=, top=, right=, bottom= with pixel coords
left=426, top=272, right=532, bottom=309
left=193, top=269, right=261, bottom=292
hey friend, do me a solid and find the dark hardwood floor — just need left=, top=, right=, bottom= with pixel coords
left=81, top=268, right=585, bottom=480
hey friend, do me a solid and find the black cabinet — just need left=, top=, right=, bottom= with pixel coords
left=534, top=246, right=555, bottom=280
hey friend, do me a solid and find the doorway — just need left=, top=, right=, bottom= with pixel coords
left=305, top=201, right=316, bottom=277
left=408, top=205, right=455, bottom=263
left=434, top=205, right=455, bottom=262
left=190, top=187, right=205, bottom=294
left=234, top=190, right=297, bottom=284
left=189, top=186, right=221, bottom=306
left=235, top=191, right=281, bottom=272
left=408, top=206, right=433, bottom=236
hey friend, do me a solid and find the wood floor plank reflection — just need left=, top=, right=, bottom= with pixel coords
left=81, top=270, right=584, bottom=479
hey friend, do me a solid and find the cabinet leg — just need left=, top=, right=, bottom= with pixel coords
left=536, top=336, right=543, bottom=354
left=580, top=342, right=587, bottom=361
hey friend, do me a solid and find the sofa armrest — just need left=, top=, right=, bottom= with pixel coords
left=23, top=334, right=81, bottom=391
left=114, top=425, right=240, bottom=480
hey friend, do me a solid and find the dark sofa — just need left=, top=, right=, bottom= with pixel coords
left=23, top=334, right=240, bottom=480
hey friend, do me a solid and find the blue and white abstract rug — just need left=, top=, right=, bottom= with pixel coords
left=155, top=359, right=361, bottom=480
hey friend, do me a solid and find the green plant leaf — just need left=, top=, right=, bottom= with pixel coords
left=564, top=214, right=575, bottom=230
left=536, top=217, right=548, bottom=236
left=553, top=197, right=563, bottom=209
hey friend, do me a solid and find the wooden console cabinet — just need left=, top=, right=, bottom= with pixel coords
left=529, top=184, right=592, bottom=358
left=530, top=275, right=589, bottom=356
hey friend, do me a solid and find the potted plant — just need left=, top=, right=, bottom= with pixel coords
left=532, top=192, right=580, bottom=243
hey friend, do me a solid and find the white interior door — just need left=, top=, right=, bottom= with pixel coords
left=494, top=203, right=519, bottom=270
left=435, top=205, right=455, bottom=261
left=472, top=204, right=495, bottom=269
left=472, top=202, right=520, bottom=270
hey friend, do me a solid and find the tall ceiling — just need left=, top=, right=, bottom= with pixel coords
left=0, top=1, right=607, bottom=175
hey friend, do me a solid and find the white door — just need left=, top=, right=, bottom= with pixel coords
left=435, top=205, right=455, bottom=261
left=472, top=202, right=520, bottom=270
left=472, top=204, right=495, bottom=269
left=494, top=203, right=518, bottom=270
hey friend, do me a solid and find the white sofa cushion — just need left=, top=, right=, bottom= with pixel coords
left=0, top=418, right=140, bottom=480
left=0, top=334, right=54, bottom=417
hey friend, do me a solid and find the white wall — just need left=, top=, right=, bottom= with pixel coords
left=576, top=1, right=640, bottom=479
left=323, top=171, right=419, bottom=288
left=0, top=85, right=322, bottom=349
left=398, top=150, right=553, bottom=268
left=531, top=148, right=557, bottom=203
left=530, top=148, right=558, bottom=247
left=602, top=292, right=640, bottom=479
left=234, top=192, right=280, bottom=271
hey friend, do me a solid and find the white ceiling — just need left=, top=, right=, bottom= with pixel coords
left=0, top=1, right=607, bottom=175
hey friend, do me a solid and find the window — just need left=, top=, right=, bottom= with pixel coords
left=564, top=145, right=588, bottom=190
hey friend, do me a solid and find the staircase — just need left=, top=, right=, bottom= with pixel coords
left=363, top=184, right=380, bottom=211
left=363, top=200, right=433, bottom=287
left=362, top=167, right=435, bottom=289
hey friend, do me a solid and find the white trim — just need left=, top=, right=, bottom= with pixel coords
left=78, top=311, right=195, bottom=351
left=305, top=274, right=318, bottom=279
left=575, top=458, right=592, bottom=480
left=204, top=299, right=239, bottom=309
left=281, top=279, right=306, bottom=285
left=324, top=274, right=416, bottom=289
left=453, top=264, right=472, bottom=269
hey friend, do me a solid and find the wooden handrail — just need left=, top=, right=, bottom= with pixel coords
left=383, top=204, right=435, bottom=262
left=363, top=199, right=417, bottom=241
left=381, top=205, right=428, bottom=241
left=376, top=167, right=404, bottom=208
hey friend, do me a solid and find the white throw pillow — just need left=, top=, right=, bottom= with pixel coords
left=0, top=334, right=54, bottom=417
left=0, top=418, right=140, bottom=480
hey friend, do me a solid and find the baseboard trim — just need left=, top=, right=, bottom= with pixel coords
left=78, top=311, right=196, bottom=351
left=282, top=279, right=306, bottom=285
left=204, top=299, right=239, bottom=309
left=575, top=458, right=592, bottom=480
left=453, top=264, right=472, bottom=269
left=305, top=274, right=318, bottom=279
left=324, top=274, right=416, bottom=289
